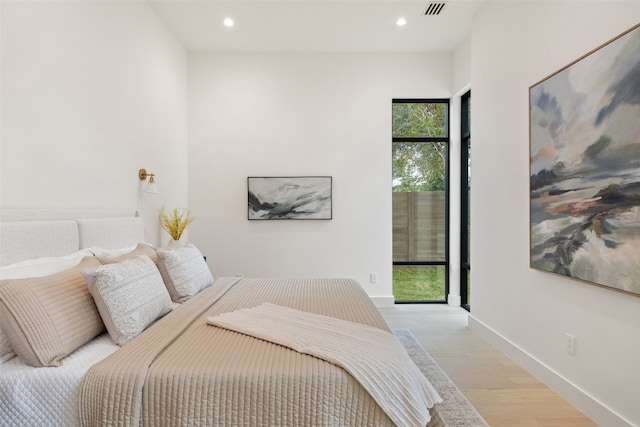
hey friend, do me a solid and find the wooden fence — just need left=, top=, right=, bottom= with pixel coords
left=393, top=191, right=445, bottom=262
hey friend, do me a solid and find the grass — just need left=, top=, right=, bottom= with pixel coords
left=393, top=265, right=446, bottom=301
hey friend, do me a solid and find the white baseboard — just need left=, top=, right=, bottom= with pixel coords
left=370, top=296, right=395, bottom=308
left=468, top=315, right=634, bottom=427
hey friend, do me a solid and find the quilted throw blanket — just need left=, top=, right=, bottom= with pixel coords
left=207, top=303, right=442, bottom=427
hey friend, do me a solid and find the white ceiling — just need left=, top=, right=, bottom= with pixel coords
left=148, top=0, right=483, bottom=53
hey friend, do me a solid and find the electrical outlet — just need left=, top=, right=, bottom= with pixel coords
left=369, top=273, right=377, bottom=284
left=566, top=333, right=575, bottom=355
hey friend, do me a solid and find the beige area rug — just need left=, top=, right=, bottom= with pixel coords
left=393, top=329, right=490, bottom=427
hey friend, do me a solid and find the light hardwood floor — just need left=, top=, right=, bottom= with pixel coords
left=378, top=304, right=598, bottom=427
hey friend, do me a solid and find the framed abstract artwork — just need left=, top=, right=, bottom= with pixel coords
left=248, top=176, right=332, bottom=220
left=529, top=23, right=640, bottom=296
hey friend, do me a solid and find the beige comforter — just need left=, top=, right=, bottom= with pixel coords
left=208, top=303, right=441, bottom=427
left=80, top=277, right=442, bottom=427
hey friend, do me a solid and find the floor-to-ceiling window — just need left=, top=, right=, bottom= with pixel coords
left=392, top=99, right=449, bottom=303
left=460, top=90, right=471, bottom=311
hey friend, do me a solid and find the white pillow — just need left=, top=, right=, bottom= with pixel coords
left=89, top=245, right=138, bottom=259
left=0, top=248, right=95, bottom=280
left=83, top=255, right=172, bottom=345
left=156, top=244, right=213, bottom=303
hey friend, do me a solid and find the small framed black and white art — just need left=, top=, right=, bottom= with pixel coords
left=248, top=176, right=332, bottom=220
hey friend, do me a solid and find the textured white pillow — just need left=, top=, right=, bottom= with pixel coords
left=156, top=244, right=213, bottom=303
left=0, top=248, right=95, bottom=280
left=83, top=255, right=172, bottom=345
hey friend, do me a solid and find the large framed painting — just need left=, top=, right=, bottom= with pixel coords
left=248, top=176, right=332, bottom=220
left=530, top=23, right=640, bottom=297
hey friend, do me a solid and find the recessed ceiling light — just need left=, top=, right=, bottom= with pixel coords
left=396, top=17, right=407, bottom=27
left=224, top=17, right=234, bottom=28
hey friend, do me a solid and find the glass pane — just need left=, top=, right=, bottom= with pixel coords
left=461, top=92, right=471, bottom=309
left=393, top=265, right=446, bottom=301
left=392, top=103, right=447, bottom=138
left=392, top=191, right=446, bottom=262
left=392, top=142, right=446, bottom=192
left=467, top=141, right=471, bottom=262
left=466, top=270, right=471, bottom=305
left=392, top=141, right=446, bottom=262
left=461, top=95, right=470, bottom=136
left=467, top=98, right=471, bottom=132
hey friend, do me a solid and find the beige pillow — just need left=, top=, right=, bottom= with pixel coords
left=97, top=243, right=157, bottom=264
left=83, top=255, right=172, bottom=345
left=156, top=244, right=213, bottom=303
left=0, top=248, right=96, bottom=364
left=89, top=245, right=138, bottom=259
left=0, top=334, right=14, bottom=363
left=0, top=257, right=105, bottom=367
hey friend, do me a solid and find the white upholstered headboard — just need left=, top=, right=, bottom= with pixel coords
left=0, top=209, right=145, bottom=267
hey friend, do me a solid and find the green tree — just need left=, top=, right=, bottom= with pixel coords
left=392, top=103, right=446, bottom=192
left=392, top=103, right=446, bottom=138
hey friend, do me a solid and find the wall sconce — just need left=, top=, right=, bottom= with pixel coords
left=138, top=168, right=159, bottom=194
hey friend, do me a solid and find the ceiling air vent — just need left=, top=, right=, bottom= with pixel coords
left=424, top=2, right=446, bottom=16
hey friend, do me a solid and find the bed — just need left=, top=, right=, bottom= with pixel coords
left=0, top=209, right=444, bottom=427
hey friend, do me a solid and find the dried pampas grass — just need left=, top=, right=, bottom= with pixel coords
left=159, top=207, right=195, bottom=241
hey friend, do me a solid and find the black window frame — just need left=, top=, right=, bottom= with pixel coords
left=392, top=98, right=450, bottom=304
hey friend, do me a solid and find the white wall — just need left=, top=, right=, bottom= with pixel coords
left=469, top=2, right=640, bottom=425
left=0, top=1, right=189, bottom=245
left=453, top=35, right=471, bottom=95
left=188, top=53, right=452, bottom=304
